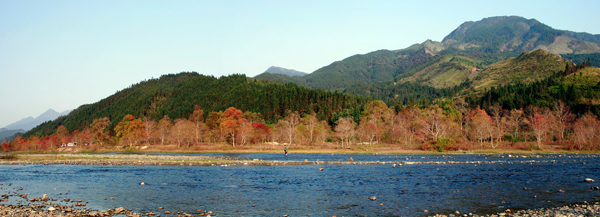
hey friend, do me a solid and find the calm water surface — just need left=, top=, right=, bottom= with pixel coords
left=1, top=154, right=599, bottom=216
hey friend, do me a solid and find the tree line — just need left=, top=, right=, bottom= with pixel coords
left=4, top=99, right=599, bottom=152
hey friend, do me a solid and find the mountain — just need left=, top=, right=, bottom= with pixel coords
left=253, top=66, right=308, bottom=84
left=261, top=66, right=307, bottom=77
left=396, top=54, right=483, bottom=89
left=468, top=63, right=600, bottom=115
left=255, top=16, right=600, bottom=92
left=442, top=16, right=600, bottom=55
left=466, top=49, right=568, bottom=92
left=255, top=48, right=435, bottom=90
left=0, top=129, right=24, bottom=142
left=343, top=49, right=581, bottom=104
left=2, top=109, right=71, bottom=132
left=25, top=73, right=369, bottom=137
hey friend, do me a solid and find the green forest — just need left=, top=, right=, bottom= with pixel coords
left=24, top=73, right=370, bottom=138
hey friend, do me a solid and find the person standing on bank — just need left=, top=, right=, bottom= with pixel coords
left=284, top=145, right=288, bottom=156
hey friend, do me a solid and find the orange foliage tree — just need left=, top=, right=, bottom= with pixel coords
left=220, top=107, right=247, bottom=147
left=90, top=117, right=111, bottom=145
left=115, top=114, right=146, bottom=148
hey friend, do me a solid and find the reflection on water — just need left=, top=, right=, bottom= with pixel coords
left=1, top=154, right=599, bottom=216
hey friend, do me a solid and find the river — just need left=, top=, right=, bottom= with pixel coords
left=1, top=154, right=599, bottom=216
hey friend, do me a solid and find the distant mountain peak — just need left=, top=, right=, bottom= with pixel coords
left=2, top=108, right=72, bottom=131
left=264, top=66, right=308, bottom=77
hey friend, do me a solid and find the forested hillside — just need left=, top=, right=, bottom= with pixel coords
left=25, top=73, right=369, bottom=137
left=256, top=16, right=600, bottom=96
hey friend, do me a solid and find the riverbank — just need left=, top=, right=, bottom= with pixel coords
left=0, top=153, right=594, bottom=167
left=15, top=140, right=598, bottom=156
left=1, top=198, right=598, bottom=217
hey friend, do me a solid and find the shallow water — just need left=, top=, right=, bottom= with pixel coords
left=1, top=154, right=599, bottom=216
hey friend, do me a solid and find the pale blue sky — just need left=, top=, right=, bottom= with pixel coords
left=1, top=0, right=599, bottom=128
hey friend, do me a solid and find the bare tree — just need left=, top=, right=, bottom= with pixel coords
left=157, top=115, right=171, bottom=146
left=505, top=109, right=525, bottom=142
left=420, top=106, right=448, bottom=142
left=335, top=117, right=356, bottom=148
left=573, top=112, right=599, bottom=149
left=281, top=111, right=300, bottom=145
left=529, top=110, right=552, bottom=149
left=301, top=113, right=319, bottom=144
left=552, top=100, right=575, bottom=141
left=142, top=116, right=156, bottom=145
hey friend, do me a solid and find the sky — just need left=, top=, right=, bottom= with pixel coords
left=1, top=0, right=599, bottom=128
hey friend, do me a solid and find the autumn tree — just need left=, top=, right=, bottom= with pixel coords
left=335, top=117, right=356, bottom=148
left=489, top=104, right=507, bottom=145
left=529, top=112, right=550, bottom=149
left=56, top=125, right=70, bottom=145
left=470, top=108, right=492, bottom=147
left=279, top=111, right=300, bottom=145
left=238, top=119, right=253, bottom=146
left=206, top=111, right=225, bottom=143
left=315, top=120, right=331, bottom=144
left=572, top=112, right=599, bottom=149
left=252, top=122, right=270, bottom=143
left=189, top=105, right=207, bottom=145
left=420, top=106, right=448, bottom=142
left=220, top=107, right=247, bottom=147
left=1, top=138, right=10, bottom=152
left=301, top=112, right=319, bottom=144
left=505, top=109, right=525, bottom=142
left=114, top=114, right=146, bottom=148
left=90, top=117, right=111, bottom=146
left=552, top=100, right=575, bottom=141
left=357, top=116, right=382, bottom=145
left=142, top=116, right=156, bottom=145
left=386, top=111, right=405, bottom=144
left=171, top=118, right=195, bottom=147
left=157, top=115, right=172, bottom=145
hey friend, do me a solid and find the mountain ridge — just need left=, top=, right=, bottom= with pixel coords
left=255, top=16, right=600, bottom=91
left=3, top=108, right=71, bottom=132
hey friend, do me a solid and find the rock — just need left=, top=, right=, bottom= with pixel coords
left=585, top=178, right=595, bottom=182
left=558, top=189, right=566, bottom=193
left=140, top=182, right=145, bottom=185
left=348, top=157, right=354, bottom=161
left=42, top=194, right=49, bottom=201
left=48, top=207, right=56, bottom=211
left=114, top=207, right=125, bottom=214
left=165, top=211, right=170, bottom=214
left=392, top=164, right=397, bottom=167
left=367, top=196, right=376, bottom=201
left=318, top=168, right=324, bottom=171
left=592, top=186, right=599, bottom=190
